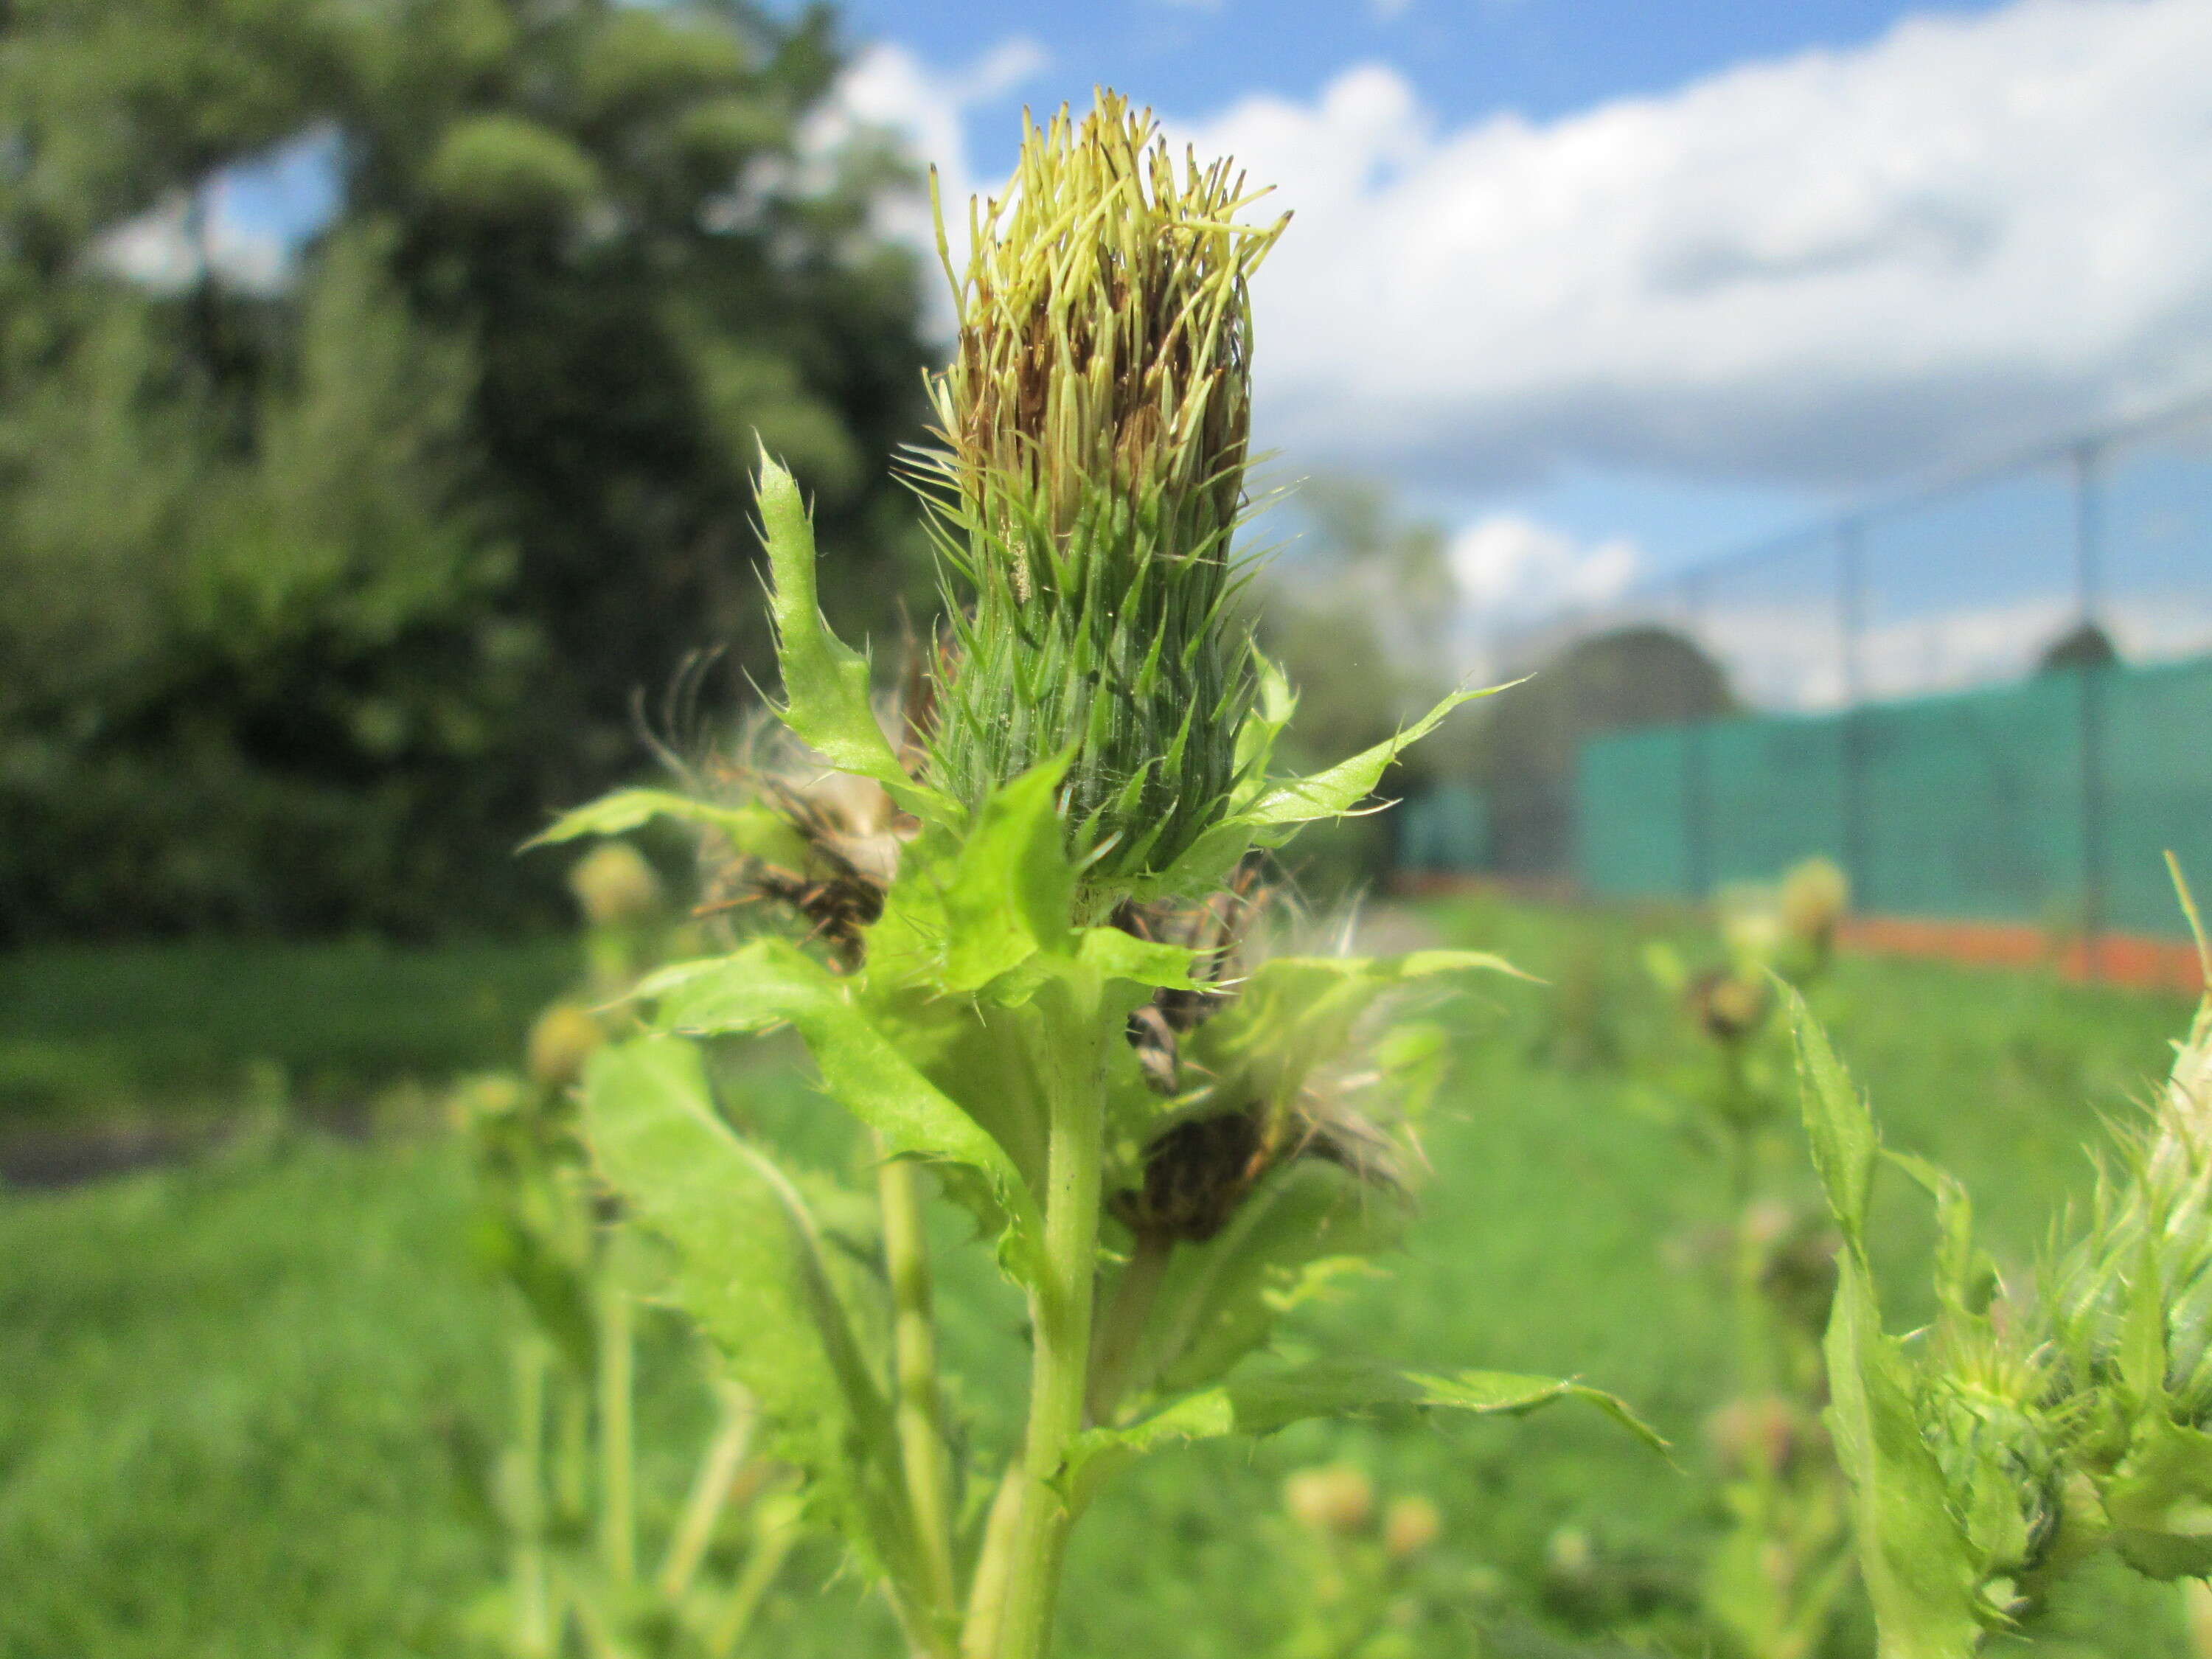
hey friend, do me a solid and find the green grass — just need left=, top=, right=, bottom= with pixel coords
left=0, top=936, right=574, bottom=1121
left=1, top=900, right=2202, bottom=1656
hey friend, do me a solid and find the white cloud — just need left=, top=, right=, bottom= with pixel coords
left=811, top=37, right=1048, bottom=323
left=95, top=184, right=293, bottom=295
left=1449, top=512, right=1641, bottom=619
left=1167, top=0, right=2212, bottom=490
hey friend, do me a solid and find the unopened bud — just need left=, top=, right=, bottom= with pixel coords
left=526, top=1002, right=604, bottom=1090
left=568, top=842, right=662, bottom=928
left=918, top=91, right=1287, bottom=894
left=1383, top=1495, right=1442, bottom=1559
left=1284, top=1463, right=1374, bottom=1539
left=1780, top=856, right=1849, bottom=953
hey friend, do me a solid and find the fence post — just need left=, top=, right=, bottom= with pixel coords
left=1838, top=517, right=1868, bottom=914
left=2073, top=440, right=2106, bottom=979
left=1683, top=572, right=1713, bottom=905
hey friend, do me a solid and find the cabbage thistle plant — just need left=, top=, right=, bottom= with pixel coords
left=1793, top=860, right=2212, bottom=1657
left=535, top=93, right=1658, bottom=1659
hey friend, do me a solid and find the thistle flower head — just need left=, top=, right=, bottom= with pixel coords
left=915, top=89, right=1289, bottom=892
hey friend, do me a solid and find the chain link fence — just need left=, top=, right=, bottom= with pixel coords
left=1401, top=394, right=2212, bottom=945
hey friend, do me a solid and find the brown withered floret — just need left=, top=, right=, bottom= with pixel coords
left=1110, top=1110, right=1267, bottom=1244
left=695, top=770, right=895, bottom=972
left=1114, top=869, right=1265, bottom=1093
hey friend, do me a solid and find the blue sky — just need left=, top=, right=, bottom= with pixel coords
left=182, top=0, right=2212, bottom=646
left=810, top=0, right=2212, bottom=631
left=809, top=0, right=2010, bottom=178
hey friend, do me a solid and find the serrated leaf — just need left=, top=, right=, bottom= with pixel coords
left=580, top=1037, right=925, bottom=1596
left=641, top=938, right=1044, bottom=1280
left=1062, top=1357, right=1662, bottom=1506
left=1792, top=995, right=1986, bottom=1658
left=1825, top=1245, right=1988, bottom=1658
left=1787, top=984, right=1879, bottom=1242
left=756, top=451, right=958, bottom=825
left=1117, top=1161, right=1413, bottom=1401
left=2099, top=1416, right=2212, bottom=1579
left=524, top=787, right=805, bottom=866
left=1239, top=682, right=1503, bottom=834
left=940, top=754, right=1075, bottom=992
left=1885, top=1150, right=1996, bottom=1322
left=1227, top=650, right=1298, bottom=810
left=1127, top=681, right=1504, bottom=901
left=1074, top=925, right=1200, bottom=991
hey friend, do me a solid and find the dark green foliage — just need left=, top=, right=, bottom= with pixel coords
left=0, top=0, right=936, bottom=939
left=0, top=933, right=572, bottom=1120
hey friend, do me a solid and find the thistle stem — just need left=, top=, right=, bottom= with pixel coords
left=658, top=1378, right=757, bottom=1601
left=511, top=1335, right=552, bottom=1659
left=708, top=1498, right=801, bottom=1658
left=961, top=1464, right=1027, bottom=1659
left=877, top=1141, right=961, bottom=1625
left=597, top=1273, right=636, bottom=1587
left=1086, top=1232, right=1173, bottom=1427
left=995, top=984, right=1110, bottom=1659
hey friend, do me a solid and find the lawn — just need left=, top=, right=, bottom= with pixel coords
left=1, top=897, right=2201, bottom=1657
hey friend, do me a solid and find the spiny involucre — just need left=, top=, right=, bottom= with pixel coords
left=914, top=89, right=1290, bottom=896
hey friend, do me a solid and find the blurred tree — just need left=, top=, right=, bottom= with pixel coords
left=2037, top=619, right=2120, bottom=674
left=0, top=0, right=936, bottom=937
left=1468, top=625, right=1735, bottom=877
left=1253, top=479, right=1469, bottom=899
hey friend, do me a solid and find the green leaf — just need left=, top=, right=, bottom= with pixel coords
left=1825, top=1245, right=1989, bottom=1658
left=1787, top=983, right=1879, bottom=1242
left=580, top=1037, right=926, bottom=1593
left=2121, top=1231, right=2171, bottom=1416
left=1074, top=925, right=1201, bottom=992
left=1790, top=993, right=1987, bottom=1658
left=1128, top=681, right=1508, bottom=900
left=1116, top=1161, right=1412, bottom=1401
left=524, top=786, right=810, bottom=866
left=1240, top=682, right=1503, bottom=834
left=756, top=450, right=957, bottom=824
left=940, top=754, right=1074, bottom=992
left=1885, top=1150, right=1997, bottom=1322
left=1062, top=1357, right=1662, bottom=1506
left=2099, top=1416, right=2212, bottom=1579
left=641, top=939, right=1044, bottom=1280
left=1227, top=650, right=1298, bottom=811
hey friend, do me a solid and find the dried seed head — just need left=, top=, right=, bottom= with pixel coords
left=915, top=89, right=1288, bottom=893
left=1689, top=967, right=1770, bottom=1046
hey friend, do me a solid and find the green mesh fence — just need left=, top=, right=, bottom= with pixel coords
left=1397, top=783, right=1492, bottom=874
left=1574, top=653, right=2212, bottom=938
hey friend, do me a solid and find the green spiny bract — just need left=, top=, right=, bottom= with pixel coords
left=913, top=91, right=1287, bottom=898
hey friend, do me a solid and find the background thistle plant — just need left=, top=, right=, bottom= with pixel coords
left=1794, top=860, right=2212, bottom=1654
left=914, top=92, right=1287, bottom=897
